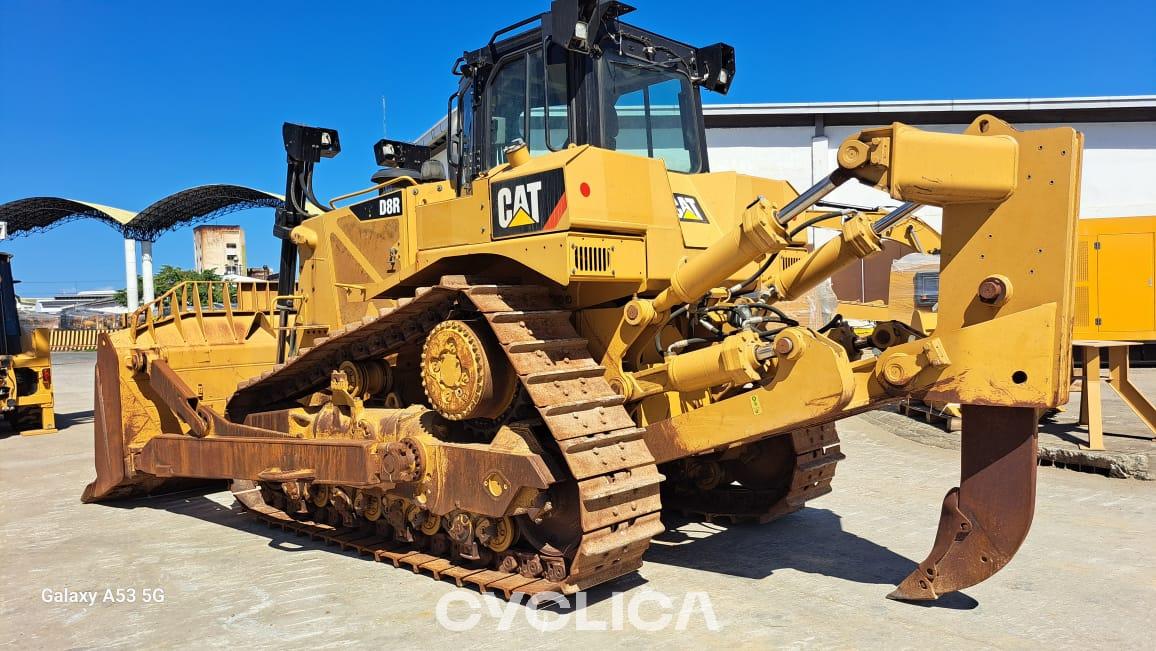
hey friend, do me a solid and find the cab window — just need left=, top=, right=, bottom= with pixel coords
left=486, top=47, right=569, bottom=168
left=602, top=58, right=702, bottom=173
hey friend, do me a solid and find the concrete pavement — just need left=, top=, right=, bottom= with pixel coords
left=1, top=353, right=1152, bottom=649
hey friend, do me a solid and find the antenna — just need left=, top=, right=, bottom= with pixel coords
left=381, top=96, right=387, bottom=137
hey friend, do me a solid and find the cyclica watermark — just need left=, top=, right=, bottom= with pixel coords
left=435, top=589, right=720, bottom=632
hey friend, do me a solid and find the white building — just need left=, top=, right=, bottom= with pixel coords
left=704, top=96, right=1156, bottom=301
left=193, top=225, right=247, bottom=276
left=704, top=95, right=1156, bottom=228
left=31, top=289, right=122, bottom=314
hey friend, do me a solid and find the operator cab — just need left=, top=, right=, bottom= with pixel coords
left=448, top=0, right=735, bottom=191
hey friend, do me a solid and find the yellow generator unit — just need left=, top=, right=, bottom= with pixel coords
left=83, top=0, right=1084, bottom=603
left=1075, top=215, right=1156, bottom=342
left=844, top=214, right=1155, bottom=348
left=0, top=253, right=56, bottom=435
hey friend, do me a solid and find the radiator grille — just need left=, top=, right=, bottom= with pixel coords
left=1077, top=241, right=1089, bottom=282
left=573, top=245, right=611, bottom=273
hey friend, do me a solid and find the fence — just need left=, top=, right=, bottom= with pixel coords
left=49, top=329, right=115, bottom=352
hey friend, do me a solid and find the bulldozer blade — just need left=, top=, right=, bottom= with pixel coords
left=82, top=336, right=133, bottom=503
left=82, top=336, right=209, bottom=503
left=888, top=405, right=1038, bottom=601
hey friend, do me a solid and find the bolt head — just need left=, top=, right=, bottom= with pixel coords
left=883, top=362, right=908, bottom=385
left=978, top=277, right=1007, bottom=304
left=773, top=337, right=794, bottom=356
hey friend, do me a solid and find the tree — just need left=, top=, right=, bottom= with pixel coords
left=116, top=265, right=222, bottom=307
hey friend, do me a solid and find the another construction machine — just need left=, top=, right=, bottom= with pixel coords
left=84, top=0, right=1083, bottom=602
left=817, top=208, right=944, bottom=331
left=0, top=253, right=56, bottom=435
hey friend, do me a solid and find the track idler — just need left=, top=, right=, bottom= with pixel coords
left=889, top=405, right=1038, bottom=600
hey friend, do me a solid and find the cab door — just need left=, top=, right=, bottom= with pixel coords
left=480, top=45, right=571, bottom=172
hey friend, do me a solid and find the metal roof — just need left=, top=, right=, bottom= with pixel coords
left=0, top=185, right=285, bottom=241
left=704, top=95, right=1156, bottom=128
left=0, top=197, right=136, bottom=238
left=125, top=185, right=282, bottom=241
left=416, top=96, right=1156, bottom=149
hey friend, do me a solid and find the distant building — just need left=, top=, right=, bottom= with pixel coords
left=245, top=265, right=274, bottom=281
left=31, top=289, right=122, bottom=314
left=21, top=289, right=126, bottom=329
left=193, top=225, right=246, bottom=275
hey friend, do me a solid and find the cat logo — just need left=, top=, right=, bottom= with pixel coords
left=490, top=169, right=567, bottom=239
left=496, top=181, right=543, bottom=228
left=674, top=193, right=709, bottom=223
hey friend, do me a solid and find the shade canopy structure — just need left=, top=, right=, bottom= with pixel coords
left=123, top=184, right=284, bottom=241
left=1, top=184, right=287, bottom=311
left=0, top=185, right=285, bottom=242
left=0, top=197, right=136, bottom=238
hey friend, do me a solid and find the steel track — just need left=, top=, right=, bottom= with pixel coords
left=229, top=278, right=664, bottom=596
left=662, top=424, right=844, bottom=525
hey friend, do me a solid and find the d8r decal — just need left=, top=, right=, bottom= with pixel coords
left=350, top=190, right=404, bottom=221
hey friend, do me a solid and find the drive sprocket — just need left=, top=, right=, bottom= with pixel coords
left=420, top=319, right=517, bottom=421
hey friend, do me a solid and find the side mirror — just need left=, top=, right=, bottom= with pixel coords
left=448, top=134, right=462, bottom=167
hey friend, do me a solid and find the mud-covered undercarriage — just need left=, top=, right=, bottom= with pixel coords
left=87, top=279, right=845, bottom=596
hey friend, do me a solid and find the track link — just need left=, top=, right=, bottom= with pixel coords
left=229, top=286, right=460, bottom=419
left=229, top=278, right=664, bottom=596
left=470, top=285, right=664, bottom=592
left=231, top=482, right=567, bottom=599
left=662, top=424, right=844, bottom=525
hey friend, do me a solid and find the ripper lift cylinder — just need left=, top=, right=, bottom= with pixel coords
left=768, top=214, right=884, bottom=301
left=653, top=199, right=787, bottom=313
left=772, top=172, right=844, bottom=226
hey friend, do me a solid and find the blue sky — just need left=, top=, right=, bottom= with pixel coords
left=2, top=0, right=1154, bottom=296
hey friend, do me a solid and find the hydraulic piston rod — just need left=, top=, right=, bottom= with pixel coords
left=764, top=202, right=925, bottom=302
left=871, top=202, right=921, bottom=234
left=773, top=172, right=846, bottom=226
left=652, top=198, right=789, bottom=313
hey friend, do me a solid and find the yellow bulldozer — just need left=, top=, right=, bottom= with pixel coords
left=0, top=252, right=56, bottom=436
left=84, top=0, right=1083, bottom=602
